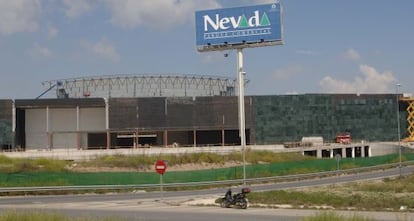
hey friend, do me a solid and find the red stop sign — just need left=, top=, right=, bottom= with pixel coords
left=155, top=160, right=167, bottom=175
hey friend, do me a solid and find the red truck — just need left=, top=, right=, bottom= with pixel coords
left=336, top=132, right=351, bottom=144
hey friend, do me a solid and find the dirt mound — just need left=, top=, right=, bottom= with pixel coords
left=68, top=161, right=243, bottom=172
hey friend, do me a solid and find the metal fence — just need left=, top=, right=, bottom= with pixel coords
left=1, top=161, right=412, bottom=193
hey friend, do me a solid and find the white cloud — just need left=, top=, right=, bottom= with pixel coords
left=343, top=48, right=361, bottom=61
left=200, top=51, right=230, bottom=63
left=106, top=0, right=220, bottom=30
left=0, top=0, right=41, bottom=35
left=272, top=64, right=303, bottom=80
left=47, top=26, right=59, bottom=39
left=253, top=0, right=280, bottom=4
left=82, top=38, right=120, bottom=62
left=26, top=43, right=52, bottom=57
left=62, top=0, right=94, bottom=19
left=320, top=64, right=396, bottom=93
left=296, top=50, right=319, bottom=55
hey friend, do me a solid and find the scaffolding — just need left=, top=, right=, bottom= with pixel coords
left=400, top=96, right=414, bottom=142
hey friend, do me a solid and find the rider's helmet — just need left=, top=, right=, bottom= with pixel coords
left=241, top=187, right=251, bottom=194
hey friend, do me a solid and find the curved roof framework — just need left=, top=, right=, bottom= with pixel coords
left=42, top=74, right=239, bottom=98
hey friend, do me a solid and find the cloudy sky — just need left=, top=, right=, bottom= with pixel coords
left=0, top=0, right=413, bottom=99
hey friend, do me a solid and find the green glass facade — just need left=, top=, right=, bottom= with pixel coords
left=253, top=94, right=406, bottom=144
left=0, top=94, right=408, bottom=148
left=0, top=100, right=12, bottom=148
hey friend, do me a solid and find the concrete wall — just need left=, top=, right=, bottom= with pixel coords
left=369, top=142, right=400, bottom=156
left=80, top=108, right=105, bottom=131
left=26, top=109, right=47, bottom=149
left=25, top=107, right=105, bottom=150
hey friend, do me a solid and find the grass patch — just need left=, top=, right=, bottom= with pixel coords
left=350, top=175, right=414, bottom=193
left=0, top=210, right=123, bottom=221
left=248, top=174, right=414, bottom=211
left=0, top=155, right=68, bottom=173
left=300, top=211, right=374, bottom=221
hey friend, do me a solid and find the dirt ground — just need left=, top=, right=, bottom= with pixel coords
left=68, top=161, right=243, bottom=172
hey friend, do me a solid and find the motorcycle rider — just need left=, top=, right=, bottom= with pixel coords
left=225, top=188, right=233, bottom=202
left=221, top=187, right=249, bottom=209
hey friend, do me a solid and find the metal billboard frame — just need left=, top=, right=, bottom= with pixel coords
left=195, top=2, right=283, bottom=52
left=194, top=1, right=284, bottom=186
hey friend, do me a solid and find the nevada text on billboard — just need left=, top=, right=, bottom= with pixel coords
left=195, top=2, right=283, bottom=52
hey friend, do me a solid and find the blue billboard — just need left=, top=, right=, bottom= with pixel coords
left=195, top=2, right=283, bottom=52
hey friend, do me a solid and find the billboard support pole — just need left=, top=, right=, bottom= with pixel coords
left=160, top=174, right=164, bottom=201
left=237, top=48, right=246, bottom=186
left=195, top=2, right=284, bottom=186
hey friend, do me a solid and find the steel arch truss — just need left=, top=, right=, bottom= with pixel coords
left=42, top=74, right=238, bottom=98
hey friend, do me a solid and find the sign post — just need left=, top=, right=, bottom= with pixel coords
left=155, top=160, right=167, bottom=200
left=335, top=154, right=341, bottom=176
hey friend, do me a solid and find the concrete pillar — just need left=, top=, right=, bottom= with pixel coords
left=106, top=130, right=111, bottom=149
left=330, top=149, right=333, bottom=158
left=12, top=101, right=16, bottom=149
left=135, top=128, right=139, bottom=148
left=47, top=133, right=52, bottom=150
left=317, top=149, right=322, bottom=158
left=352, top=147, right=355, bottom=158
left=222, top=128, right=225, bottom=146
left=164, top=130, right=168, bottom=147
left=222, top=115, right=225, bottom=146
left=77, top=132, right=81, bottom=150
left=193, top=129, right=197, bottom=147
left=104, top=98, right=110, bottom=149
left=46, top=106, right=51, bottom=150
left=342, top=148, right=346, bottom=158
left=76, top=106, right=80, bottom=150
left=361, top=146, right=365, bottom=157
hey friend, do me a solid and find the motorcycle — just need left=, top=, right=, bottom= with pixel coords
left=220, top=187, right=250, bottom=209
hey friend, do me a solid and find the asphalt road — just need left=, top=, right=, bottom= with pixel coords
left=0, top=201, right=307, bottom=221
left=0, top=166, right=413, bottom=221
left=0, top=196, right=411, bottom=221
